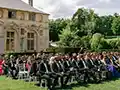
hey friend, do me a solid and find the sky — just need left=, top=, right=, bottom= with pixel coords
left=22, top=0, right=120, bottom=19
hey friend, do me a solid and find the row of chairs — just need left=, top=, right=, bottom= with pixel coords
left=7, top=59, right=112, bottom=90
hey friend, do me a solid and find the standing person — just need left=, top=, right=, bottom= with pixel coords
left=3, top=55, right=9, bottom=76
left=26, top=56, right=32, bottom=73
left=0, top=55, right=5, bottom=75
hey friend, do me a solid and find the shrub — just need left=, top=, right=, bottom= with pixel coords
left=90, top=33, right=109, bottom=51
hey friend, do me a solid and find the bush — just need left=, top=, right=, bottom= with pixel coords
left=81, top=35, right=92, bottom=49
left=107, top=38, right=120, bottom=49
left=90, top=33, right=109, bottom=51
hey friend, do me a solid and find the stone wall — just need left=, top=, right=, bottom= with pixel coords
left=0, top=8, right=49, bottom=53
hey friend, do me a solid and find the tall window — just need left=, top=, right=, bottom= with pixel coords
left=21, top=28, right=25, bottom=35
left=27, top=32, right=34, bottom=50
left=6, top=32, right=15, bottom=51
left=8, top=10, right=16, bottom=19
left=29, top=13, right=36, bottom=21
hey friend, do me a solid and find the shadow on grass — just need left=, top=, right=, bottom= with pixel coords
left=34, top=77, right=120, bottom=90
left=100, top=77, right=120, bottom=84
left=56, top=77, right=120, bottom=90
left=56, top=82, right=90, bottom=90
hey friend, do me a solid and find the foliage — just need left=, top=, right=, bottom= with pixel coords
left=72, top=8, right=97, bottom=36
left=49, top=19, right=68, bottom=41
left=107, top=38, right=120, bottom=49
left=70, top=36, right=82, bottom=48
left=95, top=15, right=114, bottom=35
left=116, top=38, right=120, bottom=49
left=112, top=17, right=120, bottom=35
left=58, top=26, right=76, bottom=47
left=81, top=35, right=91, bottom=49
left=90, top=33, right=109, bottom=50
left=49, top=8, right=120, bottom=51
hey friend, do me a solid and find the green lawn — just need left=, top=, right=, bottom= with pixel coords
left=0, top=76, right=120, bottom=90
left=0, top=76, right=47, bottom=90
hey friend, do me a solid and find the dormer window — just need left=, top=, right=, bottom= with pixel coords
left=29, top=13, right=36, bottom=21
left=8, top=10, right=16, bottom=19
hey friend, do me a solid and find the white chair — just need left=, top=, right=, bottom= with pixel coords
left=40, top=79, right=47, bottom=87
left=18, top=63, right=29, bottom=80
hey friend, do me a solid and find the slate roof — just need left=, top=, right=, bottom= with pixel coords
left=0, top=0, right=49, bottom=15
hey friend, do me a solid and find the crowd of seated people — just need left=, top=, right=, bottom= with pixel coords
left=0, top=52, right=120, bottom=90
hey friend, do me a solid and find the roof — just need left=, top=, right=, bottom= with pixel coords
left=0, top=0, right=49, bottom=15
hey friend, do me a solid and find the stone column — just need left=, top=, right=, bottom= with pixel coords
left=23, top=36, right=27, bottom=52
left=0, top=21, right=4, bottom=53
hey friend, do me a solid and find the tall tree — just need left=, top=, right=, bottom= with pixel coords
left=72, top=8, right=97, bottom=36
left=112, top=16, right=120, bottom=35
left=58, top=26, right=76, bottom=47
left=49, top=19, right=68, bottom=41
left=95, top=15, right=113, bottom=35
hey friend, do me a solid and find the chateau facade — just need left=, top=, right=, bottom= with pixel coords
left=0, top=0, right=49, bottom=53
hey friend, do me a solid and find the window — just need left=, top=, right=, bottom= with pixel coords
left=8, top=10, right=16, bottom=19
left=27, top=32, right=34, bottom=50
left=6, top=31, right=15, bottom=51
left=19, top=12, right=24, bottom=20
left=20, top=37, right=24, bottom=51
left=21, top=28, right=25, bottom=35
left=29, top=13, right=36, bottom=21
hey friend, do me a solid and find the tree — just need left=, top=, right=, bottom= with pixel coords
left=95, top=15, right=113, bottom=35
left=49, top=20, right=59, bottom=41
left=81, top=35, right=91, bottom=49
left=72, top=8, right=97, bottom=36
left=72, top=8, right=89, bottom=36
left=70, top=36, right=82, bottom=48
left=112, top=17, right=120, bottom=35
left=107, top=38, right=120, bottom=49
left=90, top=33, right=108, bottom=50
left=58, top=26, right=76, bottom=47
left=49, top=19, right=68, bottom=41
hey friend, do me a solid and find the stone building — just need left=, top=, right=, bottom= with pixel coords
left=0, top=0, right=49, bottom=53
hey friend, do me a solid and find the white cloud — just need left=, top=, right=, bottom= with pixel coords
left=99, top=0, right=111, bottom=3
left=22, top=0, right=120, bottom=19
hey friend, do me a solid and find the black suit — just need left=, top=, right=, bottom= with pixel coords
left=37, top=61, right=53, bottom=89
left=30, top=62, right=37, bottom=76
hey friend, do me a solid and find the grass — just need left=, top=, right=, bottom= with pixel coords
left=0, top=76, right=47, bottom=90
left=0, top=76, right=120, bottom=90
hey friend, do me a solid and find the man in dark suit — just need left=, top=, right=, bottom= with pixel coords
left=37, top=59, right=53, bottom=90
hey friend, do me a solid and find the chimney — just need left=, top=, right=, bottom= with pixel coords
left=29, top=0, right=33, bottom=6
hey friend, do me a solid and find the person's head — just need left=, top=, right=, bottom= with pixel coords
left=49, top=56, right=55, bottom=64
left=36, top=53, right=41, bottom=58
left=4, top=54, right=8, bottom=60
left=10, top=55, right=14, bottom=60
